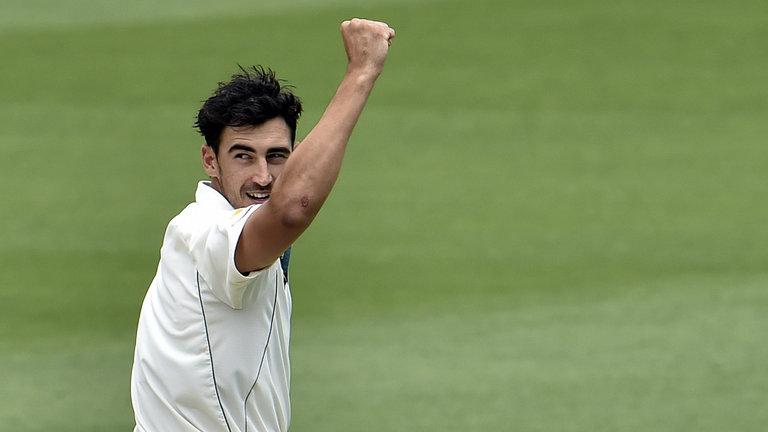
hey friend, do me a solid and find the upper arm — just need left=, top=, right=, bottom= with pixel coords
left=184, top=208, right=275, bottom=308
left=234, top=200, right=311, bottom=274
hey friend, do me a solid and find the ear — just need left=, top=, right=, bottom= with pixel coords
left=201, top=145, right=219, bottom=178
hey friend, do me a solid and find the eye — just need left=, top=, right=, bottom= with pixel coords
left=267, top=152, right=289, bottom=161
left=234, top=153, right=251, bottom=160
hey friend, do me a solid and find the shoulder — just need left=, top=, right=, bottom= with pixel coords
left=166, top=202, right=203, bottom=234
left=166, top=202, right=261, bottom=247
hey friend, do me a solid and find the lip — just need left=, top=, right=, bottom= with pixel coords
left=245, top=191, right=270, bottom=204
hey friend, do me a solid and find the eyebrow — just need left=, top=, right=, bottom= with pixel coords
left=227, top=143, right=292, bottom=155
left=228, top=144, right=256, bottom=154
left=268, top=146, right=291, bottom=155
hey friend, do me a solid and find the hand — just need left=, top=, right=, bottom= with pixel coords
left=340, top=18, right=395, bottom=79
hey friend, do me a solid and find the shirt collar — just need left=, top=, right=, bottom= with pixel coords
left=195, top=181, right=235, bottom=211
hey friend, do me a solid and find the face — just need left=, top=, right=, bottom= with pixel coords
left=201, top=117, right=292, bottom=208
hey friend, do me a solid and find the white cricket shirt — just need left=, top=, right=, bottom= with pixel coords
left=131, top=181, right=292, bottom=432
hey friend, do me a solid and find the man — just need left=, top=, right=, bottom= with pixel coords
left=130, top=18, right=395, bottom=432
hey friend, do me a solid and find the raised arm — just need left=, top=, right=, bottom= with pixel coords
left=235, top=19, right=395, bottom=273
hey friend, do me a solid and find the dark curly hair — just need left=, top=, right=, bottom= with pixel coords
left=195, top=65, right=303, bottom=153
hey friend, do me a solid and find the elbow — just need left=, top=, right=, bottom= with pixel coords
left=279, top=195, right=319, bottom=229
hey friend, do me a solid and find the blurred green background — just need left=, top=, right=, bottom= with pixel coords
left=1, top=0, right=767, bottom=430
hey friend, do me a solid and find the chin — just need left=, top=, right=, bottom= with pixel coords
left=243, top=197, right=267, bottom=207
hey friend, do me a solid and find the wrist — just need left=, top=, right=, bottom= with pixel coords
left=345, top=64, right=382, bottom=87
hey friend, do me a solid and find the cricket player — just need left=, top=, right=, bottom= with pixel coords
left=130, top=18, right=395, bottom=431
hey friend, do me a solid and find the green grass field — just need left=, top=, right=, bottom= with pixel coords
left=2, top=0, right=767, bottom=430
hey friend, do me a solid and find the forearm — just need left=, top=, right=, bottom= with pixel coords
left=268, top=70, right=379, bottom=224
left=269, top=18, right=394, bottom=226
left=235, top=19, right=394, bottom=273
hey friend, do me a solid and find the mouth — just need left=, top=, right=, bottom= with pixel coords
left=245, top=191, right=270, bottom=204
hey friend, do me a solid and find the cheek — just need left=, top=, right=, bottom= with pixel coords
left=270, top=164, right=286, bottom=179
left=218, top=165, right=244, bottom=190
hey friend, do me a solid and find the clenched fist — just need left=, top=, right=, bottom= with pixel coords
left=340, top=18, right=395, bottom=79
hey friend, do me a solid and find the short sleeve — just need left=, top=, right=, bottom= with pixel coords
left=187, top=205, right=277, bottom=309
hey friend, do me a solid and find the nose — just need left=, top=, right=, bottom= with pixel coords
left=251, top=159, right=273, bottom=187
